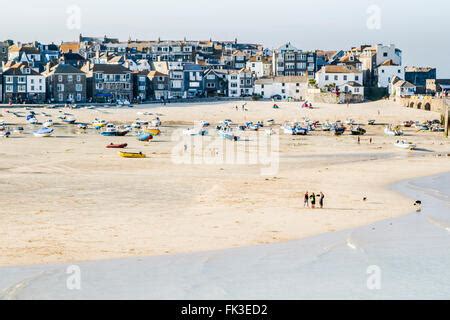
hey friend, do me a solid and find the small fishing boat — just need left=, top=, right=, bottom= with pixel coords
left=144, top=128, right=161, bottom=136
left=394, top=141, right=416, bottom=150
left=151, top=118, right=161, bottom=127
left=137, top=133, right=154, bottom=142
left=351, top=126, right=367, bottom=136
left=384, top=126, right=403, bottom=136
left=101, top=124, right=129, bottom=137
left=321, top=122, right=332, bottom=131
left=26, top=115, right=38, bottom=124
left=33, top=127, right=54, bottom=137
left=92, top=119, right=107, bottom=129
left=183, top=128, right=208, bottom=136
left=368, top=120, right=376, bottom=125
left=200, top=121, right=210, bottom=128
left=63, top=116, right=76, bottom=124
left=219, top=130, right=240, bottom=141
left=43, top=120, right=54, bottom=128
left=0, top=126, right=11, bottom=138
left=403, top=121, right=414, bottom=128
left=106, top=143, right=128, bottom=149
left=119, top=151, right=146, bottom=159
left=77, top=123, right=88, bottom=130
left=331, top=124, right=346, bottom=136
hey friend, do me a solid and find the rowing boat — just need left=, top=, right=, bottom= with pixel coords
left=119, top=151, right=146, bottom=158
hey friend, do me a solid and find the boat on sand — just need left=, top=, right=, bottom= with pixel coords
left=394, top=141, right=416, bottom=150
left=106, top=143, right=128, bottom=149
left=119, top=151, right=146, bottom=158
left=33, top=127, right=54, bottom=137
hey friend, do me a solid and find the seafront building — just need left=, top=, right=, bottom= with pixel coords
left=0, top=36, right=441, bottom=104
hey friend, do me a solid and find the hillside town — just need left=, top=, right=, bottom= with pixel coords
left=0, top=35, right=448, bottom=105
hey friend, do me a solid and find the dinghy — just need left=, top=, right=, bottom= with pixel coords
left=33, top=127, right=54, bottom=137
left=43, top=120, right=54, bottom=127
left=106, top=143, right=128, bottom=149
left=183, top=128, right=208, bottom=136
left=384, top=126, right=404, bottom=136
left=137, top=133, right=154, bottom=142
left=351, top=126, right=366, bottom=136
left=394, top=141, right=416, bottom=150
left=119, top=151, right=146, bottom=159
left=144, top=128, right=161, bottom=136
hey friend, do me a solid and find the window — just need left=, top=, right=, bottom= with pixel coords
left=18, top=85, right=26, bottom=92
left=76, top=84, right=83, bottom=92
left=5, top=76, right=13, bottom=83
left=381, top=70, right=385, bottom=73
left=77, top=75, right=82, bottom=82
left=58, top=93, right=64, bottom=102
left=18, top=77, right=26, bottom=83
left=68, top=75, right=73, bottom=82
left=344, top=75, right=348, bottom=81
left=355, top=76, right=359, bottom=81
left=325, top=75, right=329, bottom=81
left=76, top=93, right=82, bottom=102
left=58, top=75, right=63, bottom=82
left=57, top=84, right=65, bottom=92
left=334, top=75, right=338, bottom=81
left=383, top=52, right=388, bottom=57
left=6, top=85, right=13, bottom=92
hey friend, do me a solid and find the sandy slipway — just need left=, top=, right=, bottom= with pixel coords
left=1, top=173, right=449, bottom=300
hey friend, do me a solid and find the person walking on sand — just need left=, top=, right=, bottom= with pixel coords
left=310, top=193, right=316, bottom=209
left=304, top=192, right=309, bottom=208
left=319, top=192, right=325, bottom=209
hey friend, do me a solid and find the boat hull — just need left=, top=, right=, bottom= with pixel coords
left=119, top=151, right=146, bottom=159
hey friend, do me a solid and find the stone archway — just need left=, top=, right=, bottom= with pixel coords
left=417, top=102, right=422, bottom=110
left=409, top=102, right=414, bottom=108
left=424, top=103, right=431, bottom=111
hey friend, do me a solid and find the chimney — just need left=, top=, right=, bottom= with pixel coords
left=45, top=62, right=51, bottom=73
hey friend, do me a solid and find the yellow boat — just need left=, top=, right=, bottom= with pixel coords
left=119, top=151, right=146, bottom=158
left=144, top=128, right=161, bottom=136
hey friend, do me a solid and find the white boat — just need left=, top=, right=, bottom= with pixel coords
left=219, top=130, right=239, bottom=141
left=33, top=127, right=54, bottom=137
left=151, top=118, right=161, bottom=127
left=183, top=128, right=208, bottom=136
left=26, top=115, right=38, bottom=124
left=384, top=126, right=404, bottom=136
left=63, top=116, right=76, bottom=124
left=43, top=120, right=54, bottom=127
left=394, top=141, right=416, bottom=150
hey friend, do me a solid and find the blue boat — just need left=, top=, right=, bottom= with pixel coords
left=137, top=133, right=153, bottom=142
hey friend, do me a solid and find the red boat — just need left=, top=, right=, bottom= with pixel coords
left=106, top=143, right=128, bottom=149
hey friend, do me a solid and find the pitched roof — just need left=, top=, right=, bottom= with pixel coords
left=50, top=64, right=85, bottom=75
left=92, top=64, right=131, bottom=74
left=320, top=65, right=361, bottom=74
left=344, top=81, right=363, bottom=87
left=60, top=42, right=80, bottom=53
left=380, top=59, right=399, bottom=67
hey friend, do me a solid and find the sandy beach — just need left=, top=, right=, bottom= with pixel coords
left=1, top=100, right=450, bottom=267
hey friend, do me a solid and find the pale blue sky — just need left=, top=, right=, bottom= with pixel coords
left=1, top=0, right=448, bottom=76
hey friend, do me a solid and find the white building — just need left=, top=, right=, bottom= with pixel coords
left=390, top=76, right=416, bottom=97
left=376, top=60, right=404, bottom=88
left=246, top=55, right=272, bottom=78
left=227, top=69, right=254, bottom=97
left=315, top=65, right=363, bottom=89
left=254, top=76, right=308, bottom=100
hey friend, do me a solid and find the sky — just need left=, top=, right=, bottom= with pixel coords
left=1, top=0, right=449, bottom=77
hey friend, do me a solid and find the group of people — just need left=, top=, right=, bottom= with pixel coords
left=304, top=192, right=325, bottom=209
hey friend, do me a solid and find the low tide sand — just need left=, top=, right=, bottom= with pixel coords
left=1, top=100, right=450, bottom=267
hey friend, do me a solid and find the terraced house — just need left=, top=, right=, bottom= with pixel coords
left=273, top=43, right=317, bottom=78
left=2, top=62, right=45, bottom=103
left=44, top=63, right=87, bottom=103
left=83, top=63, right=133, bottom=103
